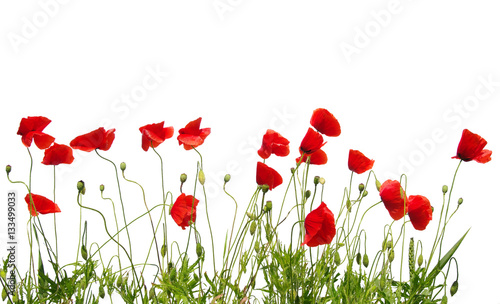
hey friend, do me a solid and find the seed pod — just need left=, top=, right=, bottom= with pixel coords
left=314, top=176, right=320, bottom=185
left=120, top=162, right=126, bottom=171
left=77, top=180, right=85, bottom=193
left=363, top=254, right=369, bottom=268
left=358, top=183, right=365, bottom=192
left=99, top=284, right=105, bottom=299
left=356, top=253, right=361, bottom=265
left=196, top=243, right=203, bottom=258
left=442, top=185, right=448, bottom=194
left=224, top=174, right=231, bottom=183
left=388, top=249, right=395, bottom=262
left=180, top=173, right=187, bottom=183
left=81, top=245, right=88, bottom=260
left=250, top=221, right=257, bottom=235
left=305, top=190, right=311, bottom=199
left=161, top=244, right=167, bottom=257
left=100, top=184, right=105, bottom=192
left=418, top=254, right=423, bottom=267
left=450, top=281, right=458, bottom=296
left=458, top=198, right=463, bottom=206
left=5, top=165, right=11, bottom=175
left=198, top=170, right=205, bottom=185
left=334, top=251, right=341, bottom=265
left=261, top=184, right=269, bottom=193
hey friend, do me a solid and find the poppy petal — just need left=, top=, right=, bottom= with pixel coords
left=42, top=143, right=74, bottom=165
left=408, top=195, right=432, bottom=231
left=453, top=129, right=491, bottom=163
left=256, top=162, right=283, bottom=191
left=300, top=128, right=325, bottom=154
left=379, top=180, right=408, bottom=221
left=310, top=108, right=341, bottom=137
left=25, top=193, right=61, bottom=216
left=348, top=149, right=375, bottom=174
left=302, top=202, right=336, bottom=247
left=171, top=193, right=199, bottom=230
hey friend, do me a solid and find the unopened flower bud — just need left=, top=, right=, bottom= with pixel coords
left=346, top=200, right=352, bottom=212
left=441, top=295, right=448, bottom=304
left=254, top=242, right=260, bottom=253
left=266, top=201, right=272, bottom=211
left=375, top=180, right=381, bottom=192
left=120, top=162, right=126, bottom=171
left=161, top=244, right=167, bottom=258
left=363, top=190, right=368, bottom=197
left=387, top=240, right=393, bottom=249
left=180, top=173, right=187, bottom=183
left=5, top=165, right=11, bottom=174
left=319, top=177, right=325, bottom=185
left=442, top=185, right=448, bottom=194
left=305, top=190, right=311, bottom=199
left=99, top=284, right=105, bottom=299
left=359, top=183, right=365, bottom=192
left=196, top=243, right=203, bottom=258
left=198, top=170, right=205, bottom=185
left=356, top=253, right=361, bottom=265
left=246, top=212, right=256, bottom=220
left=290, top=168, right=295, bottom=174
left=100, top=184, right=105, bottom=192
left=81, top=244, right=88, bottom=260
left=261, top=184, right=269, bottom=193
left=450, top=281, right=458, bottom=296
left=363, top=254, right=369, bottom=268
left=458, top=198, right=463, bottom=206
left=250, top=221, right=257, bottom=235
left=388, top=249, right=395, bottom=262
left=149, top=288, right=155, bottom=300
left=334, top=251, right=341, bottom=265
left=224, top=174, right=231, bottom=183
left=418, top=254, right=423, bottom=267
left=314, top=176, right=320, bottom=185
left=116, top=275, right=123, bottom=288
left=77, top=180, right=85, bottom=194
left=2, top=287, right=7, bottom=301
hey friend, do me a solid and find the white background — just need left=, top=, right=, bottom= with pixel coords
left=1, top=1, right=499, bottom=303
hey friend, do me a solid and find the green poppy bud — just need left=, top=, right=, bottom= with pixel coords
left=359, top=183, right=365, bottom=192
left=149, top=288, right=155, bottom=300
left=458, top=198, right=463, bottom=206
left=99, top=284, right=105, bottom=299
left=81, top=244, right=88, bottom=260
left=254, top=242, right=260, bottom=253
left=1, top=288, right=6, bottom=301
left=198, top=170, right=205, bottom=185
left=261, top=184, right=269, bottom=193
left=180, top=173, right=187, bottom=183
left=123, top=275, right=128, bottom=285
left=442, top=185, right=448, bottom=194
left=450, top=281, right=458, bottom=296
left=120, top=162, right=126, bottom=171
left=387, top=240, right=393, bottom=249
left=266, top=201, right=272, bottom=211
left=418, top=254, right=423, bottom=267
left=356, top=253, right=361, bottom=265
left=99, top=184, right=105, bottom=192
left=334, top=251, right=341, bottom=265
left=5, top=165, right=11, bottom=175
left=246, top=212, right=256, bottom=220
left=305, top=190, right=311, bottom=199
left=363, top=254, right=369, bottom=268
left=346, top=199, right=352, bottom=212
left=161, top=244, right=167, bottom=258
left=116, top=275, right=123, bottom=288
left=224, top=174, right=231, bottom=183
left=0, top=269, right=5, bottom=280
left=314, top=176, right=320, bottom=185
left=376, top=180, right=381, bottom=191
left=196, top=243, right=203, bottom=258
left=441, top=295, right=448, bottom=304
left=77, top=180, right=85, bottom=194
left=363, top=190, right=368, bottom=197
left=250, top=221, right=257, bottom=235
left=388, top=249, right=395, bottom=262
left=319, top=177, right=325, bottom=185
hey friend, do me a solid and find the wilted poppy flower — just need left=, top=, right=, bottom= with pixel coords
left=171, top=193, right=199, bottom=230
left=407, top=195, right=432, bottom=231
left=42, top=143, right=74, bottom=165
left=139, top=122, right=174, bottom=151
left=177, top=117, right=211, bottom=150
left=296, top=149, right=328, bottom=165
left=348, top=149, right=374, bottom=174
left=452, top=129, right=492, bottom=163
left=17, top=116, right=55, bottom=149
left=25, top=193, right=61, bottom=216
left=300, top=128, right=325, bottom=154
left=310, top=108, right=341, bottom=137
left=379, top=180, right=407, bottom=221
left=301, top=202, right=336, bottom=247
left=257, top=129, right=290, bottom=159
left=70, top=127, right=116, bottom=152
left=256, top=162, right=283, bottom=191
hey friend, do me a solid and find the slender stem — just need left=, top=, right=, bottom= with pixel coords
left=52, top=165, right=59, bottom=263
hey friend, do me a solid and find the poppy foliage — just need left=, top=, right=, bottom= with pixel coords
left=139, top=121, right=174, bottom=151
left=452, top=129, right=492, bottom=163
left=302, top=202, right=336, bottom=247
left=177, top=117, right=211, bottom=150
left=171, top=193, right=199, bottom=230
left=42, top=143, right=74, bottom=165
left=25, top=193, right=61, bottom=216
left=17, top=116, right=55, bottom=149
left=70, top=127, right=116, bottom=152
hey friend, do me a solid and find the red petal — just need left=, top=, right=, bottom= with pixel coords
left=379, top=180, right=407, bottom=221
left=474, top=149, right=492, bottom=164
left=25, top=193, right=61, bottom=216
left=171, top=193, right=199, bottom=229
left=408, top=195, right=432, bottom=230
left=31, top=132, right=55, bottom=149
left=296, top=149, right=328, bottom=165
left=256, top=162, right=283, bottom=191
left=258, top=130, right=290, bottom=159
left=454, top=129, right=488, bottom=162
left=17, top=116, right=51, bottom=136
left=348, top=149, right=375, bottom=174
left=302, top=202, right=336, bottom=247
left=310, top=108, right=341, bottom=137
left=42, top=143, right=74, bottom=165
left=300, top=128, right=325, bottom=154
left=70, top=128, right=115, bottom=152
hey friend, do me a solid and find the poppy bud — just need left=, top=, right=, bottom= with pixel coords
left=246, top=212, right=256, bottom=220
left=149, top=288, right=155, bottom=300
left=418, top=254, right=423, bottom=267
left=123, top=275, right=128, bottom=285
left=180, top=173, right=187, bottom=183
left=120, top=162, right=126, bottom=171
left=116, top=275, right=123, bottom=288
left=2, top=288, right=7, bottom=301
left=387, top=240, right=393, bottom=249
left=5, top=165, right=11, bottom=175
left=81, top=245, right=88, bottom=260
left=305, top=190, right=311, bottom=199
left=250, top=221, right=257, bottom=235
left=261, top=184, right=269, bottom=193
left=359, top=183, right=365, bottom=192
left=161, top=244, right=167, bottom=258
left=442, top=185, right=448, bottom=194
left=99, top=284, right=105, bottom=299
left=254, top=241, right=260, bottom=253
left=77, top=180, right=85, bottom=193
left=198, top=170, right=205, bottom=185
left=363, top=254, right=369, bottom=268
left=458, top=198, right=463, bottom=206
left=441, top=295, right=448, bottom=304
left=346, top=200, right=352, bottom=212
left=266, top=201, right=272, bottom=211
left=363, top=190, right=368, bottom=197
left=196, top=243, right=203, bottom=258
left=334, top=251, right=341, bottom=265
left=314, top=176, right=320, bottom=185
left=319, top=177, right=325, bottom=185
left=100, top=184, right=105, bottom=192
left=0, top=270, right=5, bottom=280
left=356, top=253, right=361, bottom=265
left=450, top=281, right=458, bottom=296
left=224, top=174, right=231, bottom=183
left=388, top=249, right=395, bottom=262
left=375, top=180, right=381, bottom=192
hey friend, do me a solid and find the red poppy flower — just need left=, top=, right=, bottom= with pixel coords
left=17, top=116, right=55, bottom=149
left=348, top=149, right=374, bottom=174
left=379, top=180, right=408, bottom=221
left=301, top=202, right=336, bottom=247
left=300, top=128, right=325, bottom=154
left=452, top=129, right=492, bottom=163
left=257, top=129, right=290, bottom=159
left=170, top=193, right=199, bottom=230
left=42, top=143, right=74, bottom=165
left=177, top=117, right=211, bottom=150
left=25, top=193, right=61, bottom=216
left=310, top=108, right=341, bottom=137
left=296, top=149, right=328, bottom=165
left=70, top=127, right=116, bottom=152
left=407, top=195, right=432, bottom=231
left=139, top=122, right=174, bottom=151
left=256, top=162, right=283, bottom=191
